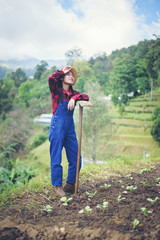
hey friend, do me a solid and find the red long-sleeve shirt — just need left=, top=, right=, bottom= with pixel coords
left=48, top=70, right=89, bottom=115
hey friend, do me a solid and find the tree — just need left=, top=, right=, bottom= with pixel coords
left=109, top=54, right=137, bottom=105
left=135, top=59, right=150, bottom=94
left=34, top=60, right=48, bottom=80
left=11, top=68, right=27, bottom=88
left=145, top=38, right=160, bottom=100
left=81, top=81, right=112, bottom=162
left=65, top=47, right=82, bottom=65
left=73, top=60, right=95, bottom=92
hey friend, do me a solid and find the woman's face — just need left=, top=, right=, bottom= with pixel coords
left=63, top=71, right=75, bottom=85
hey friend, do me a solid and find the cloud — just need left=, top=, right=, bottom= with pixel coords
left=0, top=0, right=159, bottom=60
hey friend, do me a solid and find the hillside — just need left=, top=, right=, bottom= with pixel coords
left=0, top=90, right=160, bottom=239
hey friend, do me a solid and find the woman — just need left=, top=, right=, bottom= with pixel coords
left=48, top=66, right=89, bottom=197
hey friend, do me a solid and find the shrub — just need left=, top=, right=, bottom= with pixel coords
left=151, top=115, right=160, bottom=145
left=32, top=133, right=48, bottom=148
left=152, top=106, right=160, bottom=121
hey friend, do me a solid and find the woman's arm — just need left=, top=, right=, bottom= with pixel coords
left=48, top=70, right=64, bottom=94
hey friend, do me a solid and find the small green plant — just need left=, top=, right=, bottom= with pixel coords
left=86, top=190, right=98, bottom=198
left=79, top=206, right=92, bottom=214
left=117, top=180, right=123, bottom=184
left=116, top=195, right=126, bottom=202
left=125, top=174, right=133, bottom=180
left=100, top=183, right=111, bottom=189
left=132, top=219, right=139, bottom=229
left=147, top=197, right=158, bottom=204
left=126, top=185, right=137, bottom=191
left=126, top=185, right=135, bottom=191
left=96, top=201, right=109, bottom=209
left=60, top=197, right=72, bottom=206
left=140, top=181, right=147, bottom=185
left=141, top=207, right=152, bottom=217
left=40, top=205, right=53, bottom=212
left=122, top=190, right=128, bottom=194
left=155, top=177, right=160, bottom=183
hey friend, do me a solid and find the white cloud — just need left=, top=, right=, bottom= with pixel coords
left=0, top=0, right=159, bottom=60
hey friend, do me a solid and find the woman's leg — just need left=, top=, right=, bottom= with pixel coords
left=64, top=132, right=82, bottom=184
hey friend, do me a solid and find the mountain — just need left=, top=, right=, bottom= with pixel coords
left=0, top=57, right=66, bottom=77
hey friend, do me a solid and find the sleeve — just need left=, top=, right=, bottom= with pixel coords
left=48, top=70, right=64, bottom=94
left=72, top=90, right=89, bottom=102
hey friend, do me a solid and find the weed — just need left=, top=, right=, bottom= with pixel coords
left=79, top=206, right=92, bottom=214
left=60, top=197, right=72, bottom=206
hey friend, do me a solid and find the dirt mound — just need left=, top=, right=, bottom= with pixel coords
left=0, top=164, right=160, bottom=239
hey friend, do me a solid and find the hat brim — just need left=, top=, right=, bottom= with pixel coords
left=60, top=66, right=78, bottom=85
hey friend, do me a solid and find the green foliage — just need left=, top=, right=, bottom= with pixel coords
left=11, top=68, right=27, bottom=88
left=151, top=106, right=160, bottom=121
left=82, top=81, right=112, bottom=161
left=151, top=115, right=160, bottom=144
left=73, top=60, right=95, bottom=92
left=0, top=158, right=36, bottom=193
left=32, top=133, right=48, bottom=148
left=40, top=205, right=53, bottom=212
left=34, top=60, right=48, bottom=80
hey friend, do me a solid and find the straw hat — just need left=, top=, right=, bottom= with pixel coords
left=60, top=66, right=78, bottom=84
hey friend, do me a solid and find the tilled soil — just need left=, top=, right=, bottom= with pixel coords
left=0, top=164, right=160, bottom=240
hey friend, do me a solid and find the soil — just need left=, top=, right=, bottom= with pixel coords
left=0, top=164, right=160, bottom=240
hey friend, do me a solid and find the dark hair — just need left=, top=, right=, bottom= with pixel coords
left=58, top=80, right=75, bottom=103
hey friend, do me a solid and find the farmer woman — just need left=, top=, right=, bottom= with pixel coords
left=48, top=66, right=89, bottom=197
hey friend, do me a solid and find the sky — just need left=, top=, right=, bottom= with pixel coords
left=0, top=0, right=160, bottom=61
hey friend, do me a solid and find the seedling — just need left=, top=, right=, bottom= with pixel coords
left=79, top=206, right=92, bottom=214
left=40, top=205, right=53, bottom=212
left=141, top=207, right=152, bottom=217
left=140, top=181, right=147, bottom=185
left=60, top=197, right=72, bottom=206
left=117, top=180, right=123, bottom=184
left=147, top=197, right=158, bottom=204
left=100, top=183, right=111, bottom=189
left=126, top=185, right=137, bottom=191
left=132, top=219, right=139, bottom=229
left=86, top=190, right=98, bottom=198
left=96, top=201, right=109, bottom=209
left=125, top=174, right=133, bottom=180
left=122, top=190, right=128, bottom=194
left=155, top=178, right=160, bottom=183
left=116, top=195, right=126, bottom=202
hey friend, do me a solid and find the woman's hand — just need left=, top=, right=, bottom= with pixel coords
left=68, top=99, right=75, bottom=111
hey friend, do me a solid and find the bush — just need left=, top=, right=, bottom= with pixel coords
left=152, top=106, right=160, bottom=121
left=151, top=115, right=160, bottom=145
left=32, top=133, right=48, bottom=148
left=0, top=159, right=36, bottom=193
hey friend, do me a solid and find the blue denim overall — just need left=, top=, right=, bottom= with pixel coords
left=49, top=100, right=81, bottom=186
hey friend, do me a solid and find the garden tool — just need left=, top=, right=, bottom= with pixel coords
left=75, top=101, right=94, bottom=194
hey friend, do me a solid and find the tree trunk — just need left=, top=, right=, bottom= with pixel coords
left=151, top=78, right=153, bottom=101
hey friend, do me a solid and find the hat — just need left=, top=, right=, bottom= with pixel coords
left=60, top=66, right=78, bottom=84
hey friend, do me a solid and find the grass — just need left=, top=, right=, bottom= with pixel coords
left=0, top=89, right=160, bottom=207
